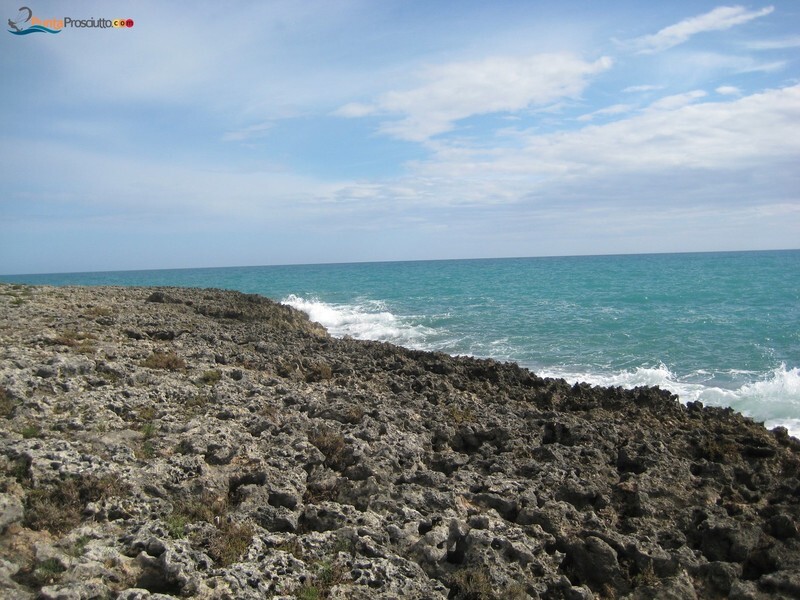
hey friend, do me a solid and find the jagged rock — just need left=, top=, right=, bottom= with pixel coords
left=1, top=284, right=800, bottom=598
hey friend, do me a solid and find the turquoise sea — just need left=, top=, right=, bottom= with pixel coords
left=3, top=250, right=799, bottom=434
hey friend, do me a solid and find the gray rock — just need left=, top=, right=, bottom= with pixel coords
left=2, top=284, right=800, bottom=599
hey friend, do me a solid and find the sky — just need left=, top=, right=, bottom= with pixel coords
left=1, top=0, right=798, bottom=274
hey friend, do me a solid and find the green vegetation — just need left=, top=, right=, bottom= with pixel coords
left=140, top=421, right=156, bottom=438
left=136, top=440, right=155, bottom=460
left=21, top=424, right=42, bottom=439
left=199, top=369, right=223, bottom=385
left=67, top=535, right=91, bottom=557
left=165, top=512, right=190, bottom=538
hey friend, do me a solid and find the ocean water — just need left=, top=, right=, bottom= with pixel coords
left=3, top=250, right=799, bottom=435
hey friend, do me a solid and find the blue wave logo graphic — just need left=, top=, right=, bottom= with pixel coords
left=8, top=24, right=60, bottom=35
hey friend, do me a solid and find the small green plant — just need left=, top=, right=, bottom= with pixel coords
left=142, top=351, right=186, bottom=371
left=10, top=297, right=25, bottom=307
left=6, top=458, right=30, bottom=482
left=34, top=557, right=66, bottom=585
left=170, top=491, right=229, bottom=527
left=67, top=535, right=91, bottom=557
left=21, top=424, right=42, bottom=439
left=140, top=421, right=156, bottom=439
left=136, top=440, right=155, bottom=460
left=633, top=561, right=658, bottom=588
left=165, top=513, right=189, bottom=539
left=296, top=586, right=321, bottom=600
left=199, top=370, right=222, bottom=385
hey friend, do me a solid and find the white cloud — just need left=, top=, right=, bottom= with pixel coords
left=222, top=121, right=274, bottom=142
left=577, top=104, right=634, bottom=122
left=716, top=85, right=741, bottom=95
left=622, top=84, right=664, bottom=93
left=333, top=103, right=377, bottom=118
left=380, top=84, right=800, bottom=212
left=632, top=5, right=775, bottom=54
left=647, top=90, right=707, bottom=111
left=339, top=54, right=613, bottom=141
left=747, top=36, right=800, bottom=50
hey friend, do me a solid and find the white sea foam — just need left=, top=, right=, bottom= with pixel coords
left=283, top=294, right=800, bottom=437
left=538, top=363, right=800, bottom=437
left=282, top=294, right=435, bottom=348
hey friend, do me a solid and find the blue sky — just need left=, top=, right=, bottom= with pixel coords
left=1, top=1, right=798, bottom=274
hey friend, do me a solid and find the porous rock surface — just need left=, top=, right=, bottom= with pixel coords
left=1, top=284, right=799, bottom=599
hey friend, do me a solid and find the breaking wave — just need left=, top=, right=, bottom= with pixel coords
left=283, top=294, right=800, bottom=437
left=282, top=294, right=436, bottom=348
left=538, top=363, right=800, bottom=437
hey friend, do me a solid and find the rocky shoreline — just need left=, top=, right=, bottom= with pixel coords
left=1, top=283, right=799, bottom=599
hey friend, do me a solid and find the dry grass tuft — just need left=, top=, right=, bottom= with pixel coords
left=142, top=351, right=186, bottom=371
left=24, top=474, right=129, bottom=534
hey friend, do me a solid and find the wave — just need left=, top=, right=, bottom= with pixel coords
left=538, top=363, right=800, bottom=437
left=9, top=26, right=61, bottom=35
left=282, top=294, right=436, bottom=348
left=282, top=294, right=800, bottom=437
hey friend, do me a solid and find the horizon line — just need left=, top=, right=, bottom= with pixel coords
left=1, top=247, right=798, bottom=279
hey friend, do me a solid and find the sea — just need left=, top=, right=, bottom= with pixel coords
left=3, top=250, right=799, bottom=435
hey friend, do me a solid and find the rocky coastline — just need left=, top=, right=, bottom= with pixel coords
left=1, top=283, right=800, bottom=599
